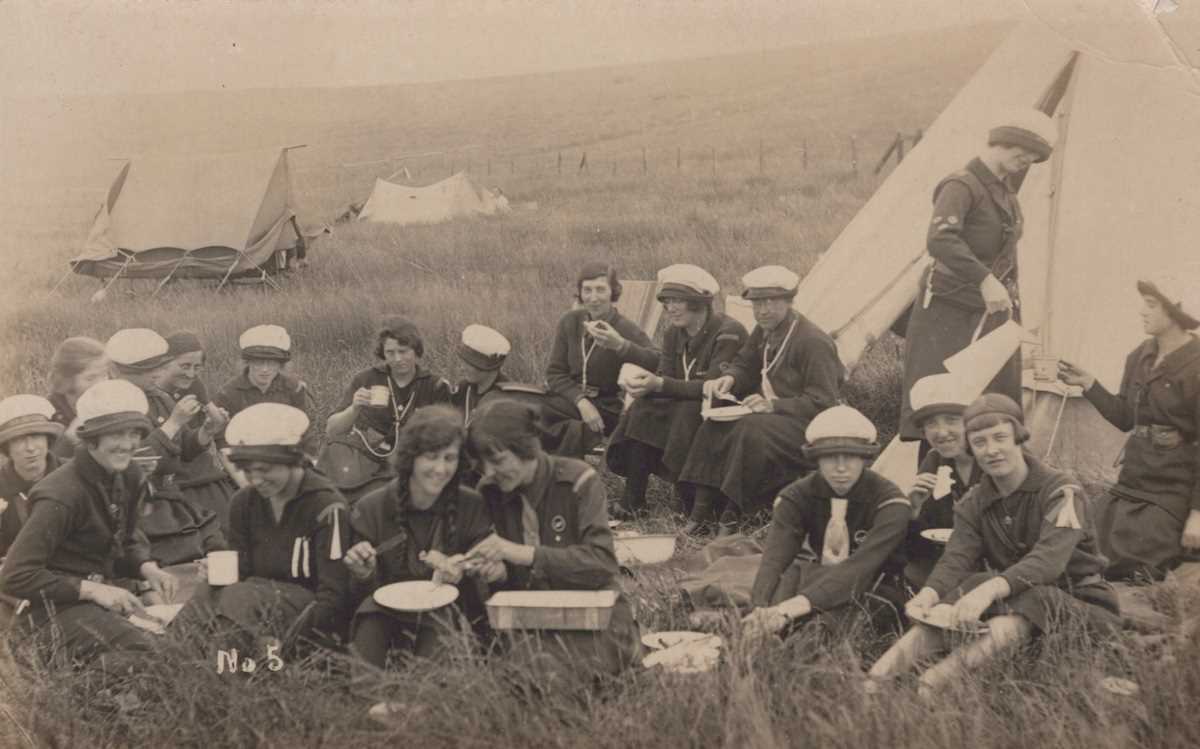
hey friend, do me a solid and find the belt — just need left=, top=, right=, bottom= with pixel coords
left=1131, top=424, right=1194, bottom=442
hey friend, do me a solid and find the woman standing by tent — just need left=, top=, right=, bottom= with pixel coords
left=322, top=317, right=452, bottom=501
left=541, top=262, right=659, bottom=458
left=46, top=336, right=109, bottom=459
left=606, top=264, right=747, bottom=518
left=1058, top=269, right=1200, bottom=580
left=899, top=112, right=1056, bottom=443
left=677, top=266, right=843, bottom=536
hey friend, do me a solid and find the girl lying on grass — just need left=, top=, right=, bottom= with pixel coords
left=867, top=394, right=1122, bottom=695
left=741, top=405, right=911, bottom=642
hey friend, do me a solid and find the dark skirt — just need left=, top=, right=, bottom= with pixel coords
left=350, top=595, right=463, bottom=667
left=606, top=396, right=703, bottom=482
left=941, top=571, right=1121, bottom=636
left=172, top=577, right=317, bottom=649
left=899, top=289, right=1021, bottom=440
left=538, top=391, right=621, bottom=459
left=180, top=478, right=236, bottom=537
left=677, top=411, right=813, bottom=512
left=1096, top=488, right=1197, bottom=581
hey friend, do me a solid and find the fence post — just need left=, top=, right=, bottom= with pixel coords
left=802, top=140, right=808, bottom=170
left=642, top=147, right=647, bottom=176
left=711, top=146, right=717, bottom=180
left=487, top=160, right=492, bottom=176
left=578, top=152, right=588, bottom=174
left=677, top=147, right=681, bottom=172
left=558, top=152, right=562, bottom=175
left=850, top=135, right=858, bottom=173
left=612, top=160, right=617, bottom=176
left=758, top=139, right=764, bottom=174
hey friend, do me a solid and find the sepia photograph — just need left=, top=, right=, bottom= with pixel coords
left=0, top=0, right=1197, bottom=746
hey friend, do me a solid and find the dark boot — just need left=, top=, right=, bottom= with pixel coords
left=683, top=487, right=719, bottom=536
left=617, top=442, right=654, bottom=518
left=716, top=508, right=739, bottom=538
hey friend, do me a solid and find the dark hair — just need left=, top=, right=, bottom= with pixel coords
left=49, top=337, right=107, bottom=396
left=963, top=413, right=1030, bottom=455
left=391, top=405, right=466, bottom=489
left=466, top=401, right=543, bottom=463
left=374, top=317, right=425, bottom=359
left=575, top=262, right=622, bottom=304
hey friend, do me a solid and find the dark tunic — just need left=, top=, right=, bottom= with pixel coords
left=903, top=451, right=981, bottom=588
left=751, top=470, right=910, bottom=612
left=607, top=311, right=747, bottom=482
left=48, top=392, right=79, bottom=460
left=173, top=470, right=352, bottom=641
left=1083, top=335, right=1200, bottom=579
left=346, top=481, right=494, bottom=664
left=478, top=454, right=641, bottom=675
left=925, top=455, right=1120, bottom=634
left=167, top=379, right=235, bottom=535
left=542, top=307, right=659, bottom=456
left=0, top=449, right=157, bottom=660
left=334, top=364, right=453, bottom=441
left=900, top=158, right=1025, bottom=440
left=212, top=371, right=319, bottom=455
left=0, top=453, right=60, bottom=558
left=678, top=310, right=843, bottom=512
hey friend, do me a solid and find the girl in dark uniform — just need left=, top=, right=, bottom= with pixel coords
left=1058, top=270, right=1200, bottom=580
left=678, top=265, right=843, bottom=535
left=343, top=406, right=496, bottom=669
left=0, top=396, right=65, bottom=557
left=899, top=112, right=1057, bottom=443
left=541, top=262, right=660, bottom=458
left=606, top=264, right=747, bottom=518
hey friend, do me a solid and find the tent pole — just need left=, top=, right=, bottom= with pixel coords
left=153, top=254, right=188, bottom=297
left=49, top=266, right=76, bottom=296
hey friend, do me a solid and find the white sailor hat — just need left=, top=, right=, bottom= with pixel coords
left=656, top=264, right=719, bottom=302
left=457, top=324, right=511, bottom=371
left=74, top=380, right=151, bottom=440
left=802, top=405, right=879, bottom=460
left=0, top=395, right=63, bottom=446
left=988, top=110, right=1056, bottom=163
left=105, top=328, right=172, bottom=371
left=741, top=265, right=800, bottom=300
left=223, top=403, right=309, bottom=465
left=239, top=324, right=292, bottom=361
left=1137, top=265, right=1200, bottom=330
left=907, top=373, right=973, bottom=435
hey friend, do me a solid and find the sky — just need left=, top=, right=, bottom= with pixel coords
left=0, top=0, right=1018, bottom=97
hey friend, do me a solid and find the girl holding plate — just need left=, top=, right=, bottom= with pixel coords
left=867, top=395, right=1120, bottom=696
left=342, top=406, right=499, bottom=669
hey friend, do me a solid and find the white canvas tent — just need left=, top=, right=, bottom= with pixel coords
left=794, top=2, right=1200, bottom=485
left=357, top=171, right=509, bottom=225
left=71, top=147, right=319, bottom=289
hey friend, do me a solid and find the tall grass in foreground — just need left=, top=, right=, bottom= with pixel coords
left=2, top=568, right=1197, bottom=748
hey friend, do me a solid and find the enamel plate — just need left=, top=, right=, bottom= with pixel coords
left=373, top=581, right=459, bottom=612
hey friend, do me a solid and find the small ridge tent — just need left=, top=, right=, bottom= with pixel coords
left=70, top=147, right=320, bottom=289
left=357, top=171, right=509, bottom=225
left=791, top=1, right=1200, bottom=485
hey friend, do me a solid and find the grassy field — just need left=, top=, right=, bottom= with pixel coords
left=3, top=20, right=1197, bottom=749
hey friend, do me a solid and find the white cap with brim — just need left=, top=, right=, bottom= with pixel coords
left=907, top=373, right=973, bottom=435
left=105, top=328, right=172, bottom=371
left=223, top=403, right=310, bottom=465
left=802, top=404, right=880, bottom=460
left=74, top=380, right=151, bottom=440
left=458, top=324, right=511, bottom=371
left=0, top=395, right=63, bottom=446
left=657, top=264, right=720, bottom=301
left=1137, top=265, right=1200, bottom=330
left=239, top=324, right=292, bottom=361
left=741, top=265, right=800, bottom=300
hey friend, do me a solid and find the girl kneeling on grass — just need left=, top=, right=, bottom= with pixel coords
left=867, top=394, right=1121, bottom=695
left=463, top=400, right=642, bottom=683
left=741, top=405, right=911, bottom=641
left=343, top=406, right=499, bottom=669
left=172, top=404, right=351, bottom=654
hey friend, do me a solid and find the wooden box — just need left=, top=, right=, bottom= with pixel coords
left=486, top=590, right=618, bottom=631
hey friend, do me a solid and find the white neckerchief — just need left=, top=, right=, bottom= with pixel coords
left=821, top=498, right=851, bottom=565
left=760, top=318, right=798, bottom=400
left=580, top=330, right=599, bottom=393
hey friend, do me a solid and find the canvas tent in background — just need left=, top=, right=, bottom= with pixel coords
left=70, top=147, right=321, bottom=289
left=793, top=1, right=1200, bottom=486
left=357, top=171, right=510, bottom=225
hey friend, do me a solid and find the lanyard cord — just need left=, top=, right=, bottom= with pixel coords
left=580, top=333, right=599, bottom=394
left=681, top=349, right=697, bottom=381
left=762, top=319, right=798, bottom=377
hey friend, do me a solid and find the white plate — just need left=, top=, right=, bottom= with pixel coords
left=702, top=405, right=752, bottom=422
left=909, top=603, right=988, bottom=634
left=373, top=581, right=459, bottom=612
left=642, top=631, right=722, bottom=651
left=920, top=528, right=953, bottom=544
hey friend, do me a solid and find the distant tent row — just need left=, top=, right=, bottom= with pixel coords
left=357, top=171, right=510, bottom=225
left=794, top=1, right=1200, bottom=487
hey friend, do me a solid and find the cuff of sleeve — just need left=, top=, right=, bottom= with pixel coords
left=999, top=573, right=1029, bottom=598
left=150, top=431, right=183, bottom=456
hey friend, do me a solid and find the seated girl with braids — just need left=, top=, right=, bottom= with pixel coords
left=342, top=406, right=500, bottom=669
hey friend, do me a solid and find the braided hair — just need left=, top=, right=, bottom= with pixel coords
left=391, top=405, right=467, bottom=557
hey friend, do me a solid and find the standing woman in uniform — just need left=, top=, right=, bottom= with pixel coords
left=323, top=317, right=452, bottom=501
left=606, top=264, right=747, bottom=518
left=678, top=266, right=843, bottom=536
left=172, top=404, right=352, bottom=652
left=899, top=112, right=1057, bottom=443
left=45, top=336, right=109, bottom=459
left=1058, top=269, right=1200, bottom=580
left=542, top=262, right=660, bottom=458
left=159, top=331, right=236, bottom=533
left=464, top=401, right=642, bottom=682
left=0, top=396, right=65, bottom=557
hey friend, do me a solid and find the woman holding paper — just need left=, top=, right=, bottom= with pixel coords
left=1058, top=270, right=1200, bottom=580
left=342, top=406, right=498, bottom=669
left=464, top=400, right=642, bottom=681
left=899, top=112, right=1056, bottom=442
left=172, top=404, right=352, bottom=653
